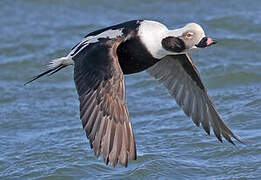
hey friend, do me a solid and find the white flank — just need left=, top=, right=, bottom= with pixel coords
left=69, top=28, right=123, bottom=57
left=48, top=56, right=74, bottom=69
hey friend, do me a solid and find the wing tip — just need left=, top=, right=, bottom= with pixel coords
left=232, top=134, right=246, bottom=145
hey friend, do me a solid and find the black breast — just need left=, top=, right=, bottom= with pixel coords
left=117, top=37, right=159, bottom=74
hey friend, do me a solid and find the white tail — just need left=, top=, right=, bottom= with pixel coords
left=48, top=56, right=74, bottom=69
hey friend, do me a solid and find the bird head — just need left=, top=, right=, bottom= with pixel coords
left=180, top=23, right=216, bottom=49
left=138, top=20, right=217, bottom=59
left=161, top=23, right=217, bottom=54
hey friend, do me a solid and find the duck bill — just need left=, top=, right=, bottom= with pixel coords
left=195, top=37, right=217, bottom=48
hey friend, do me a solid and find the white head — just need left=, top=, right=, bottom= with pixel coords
left=138, top=21, right=217, bottom=59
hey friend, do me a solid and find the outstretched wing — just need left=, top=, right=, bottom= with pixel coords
left=147, top=53, right=242, bottom=144
left=73, top=38, right=136, bottom=167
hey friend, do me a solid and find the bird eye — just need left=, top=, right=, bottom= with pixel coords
left=186, top=32, right=193, bottom=38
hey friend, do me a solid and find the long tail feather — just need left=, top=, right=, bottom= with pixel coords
left=24, top=65, right=63, bottom=85
left=24, top=56, right=73, bottom=85
left=48, top=64, right=67, bottom=76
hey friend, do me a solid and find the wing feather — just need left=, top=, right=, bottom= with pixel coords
left=73, top=38, right=136, bottom=167
left=147, top=54, right=242, bottom=144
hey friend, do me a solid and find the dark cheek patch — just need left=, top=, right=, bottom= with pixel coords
left=161, top=36, right=185, bottom=53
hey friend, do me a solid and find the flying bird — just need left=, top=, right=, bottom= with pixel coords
left=25, top=20, right=242, bottom=167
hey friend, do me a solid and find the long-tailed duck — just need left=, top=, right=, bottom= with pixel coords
left=25, top=20, right=242, bottom=167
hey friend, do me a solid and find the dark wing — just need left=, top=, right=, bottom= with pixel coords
left=147, top=53, right=242, bottom=144
left=73, top=38, right=136, bottom=167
